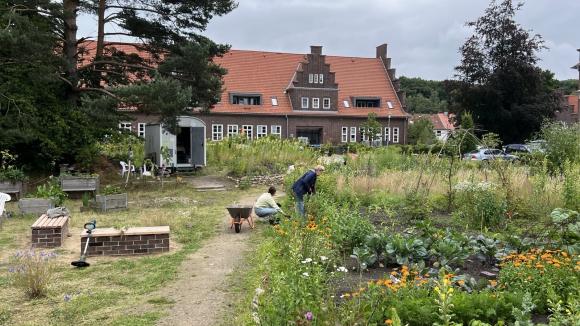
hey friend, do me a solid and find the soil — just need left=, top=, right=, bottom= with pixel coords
left=151, top=194, right=259, bottom=326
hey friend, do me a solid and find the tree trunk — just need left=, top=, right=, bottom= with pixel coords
left=63, top=0, right=79, bottom=103
left=96, top=0, right=106, bottom=59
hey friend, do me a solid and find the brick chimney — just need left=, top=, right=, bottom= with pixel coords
left=310, top=45, right=322, bottom=55
left=376, top=44, right=387, bottom=59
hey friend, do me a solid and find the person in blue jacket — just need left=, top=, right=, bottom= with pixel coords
left=292, top=165, right=325, bottom=216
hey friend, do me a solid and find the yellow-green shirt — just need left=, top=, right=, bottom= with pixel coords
left=255, top=193, right=281, bottom=211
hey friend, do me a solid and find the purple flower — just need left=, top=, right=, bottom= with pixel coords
left=64, top=294, right=72, bottom=302
left=305, top=311, right=313, bottom=321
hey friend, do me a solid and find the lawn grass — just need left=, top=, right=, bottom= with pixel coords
left=0, top=179, right=262, bottom=325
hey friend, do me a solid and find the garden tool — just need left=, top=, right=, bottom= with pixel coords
left=71, top=220, right=96, bottom=268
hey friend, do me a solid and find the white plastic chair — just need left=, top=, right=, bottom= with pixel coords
left=120, top=161, right=135, bottom=177
left=0, top=192, right=11, bottom=218
left=141, top=164, right=152, bottom=177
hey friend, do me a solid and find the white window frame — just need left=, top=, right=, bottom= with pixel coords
left=301, top=97, right=309, bottom=109
left=256, top=125, right=267, bottom=139
left=319, top=74, right=324, bottom=84
left=271, top=97, right=278, bottom=106
left=361, top=127, right=368, bottom=142
left=227, top=124, right=239, bottom=138
left=242, top=125, right=253, bottom=139
left=138, top=123, right=146, bottom=138
left=341, top=127, right=348, bottom=143
left=393, top=127, right=400, bottom=143
left=313, top=74, right=319, bottom=83
left=212, top=124, right=223, bottom=141
left=119, top=122, right=132, bottom=132
left=323, top=97, right=331, bottom=109
left=271, top=125, right=282, bottom=138
left=350, top=127, right=357, bottom=142
left=308, top=73, right=313, bottom=83
left=384, top=127, right=391, bottom=142
left=312, top=98, right=320, bottom=109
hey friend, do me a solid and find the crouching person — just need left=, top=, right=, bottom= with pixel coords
left=254, top=186, right=285, bottom=225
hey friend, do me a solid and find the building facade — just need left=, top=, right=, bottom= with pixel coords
left=121, top=44, right=410, bottom=144
left=194, top=44, right=409, bottom=145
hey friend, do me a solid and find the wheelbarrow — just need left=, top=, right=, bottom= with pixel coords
left=227, top=205, right=254, bottom=233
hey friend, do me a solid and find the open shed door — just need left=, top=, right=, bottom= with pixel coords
left=191, top=127, right=205, bottom=167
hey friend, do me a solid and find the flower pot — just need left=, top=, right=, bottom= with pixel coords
left=19, top=198, right=55, bottom=215
left=95, top=193, right=128, bottom=212
left=0, top=180, right=23, bottom=198
left=60, top=176, right=99, bottom=192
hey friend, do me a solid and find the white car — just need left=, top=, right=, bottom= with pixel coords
left=463, top=149, right=518, bottom=161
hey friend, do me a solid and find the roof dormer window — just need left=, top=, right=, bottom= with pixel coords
left=231, top=93, right=262, bottom=105
left=354, top=98, right=380, bottom=108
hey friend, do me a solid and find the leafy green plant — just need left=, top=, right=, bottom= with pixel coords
left=385, top=234, right=428, bottom=266
left=430, top=233, right=471, bottom=269
left=469, top=235, right=501, bottom=265
left=101, top=185, right=123, bottom=196
left=401, top=190, right=433, bottom=220
left=30, top=179, right=68, bottom=206
left=549, top=208, right=580, bottom=254
left=351, top=246, right=378, bottom=271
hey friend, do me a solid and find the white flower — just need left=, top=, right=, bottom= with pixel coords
left=320, top=256, right=328, bottom=261
left=255, top=288, right=265, bottom=296
left=301, top=258, right=313, bottom=264
left=337, top=266, right=348, bottom=273
left=302, top=272, right=309, bottom=277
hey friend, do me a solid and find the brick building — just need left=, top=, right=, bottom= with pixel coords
left=193, top=44, right=409, bottom=145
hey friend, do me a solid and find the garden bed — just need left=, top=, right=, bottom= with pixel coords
left=0, top=180, right=23, bottom=198
left=94, top=193, right=128, bottom=212
left=19, top=198, right=54, bottom=215
left=59, top=175, right=99, bottom=193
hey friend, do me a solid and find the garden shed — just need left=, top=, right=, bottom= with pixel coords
left=145, top=116, right=206, bottom=170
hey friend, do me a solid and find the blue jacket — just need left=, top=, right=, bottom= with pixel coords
left=292, top=170, right=317, bottom=199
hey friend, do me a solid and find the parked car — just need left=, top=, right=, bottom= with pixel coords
left=503, top=144, right=531, bottom=154
left=463, top=148, right=518, bottom=161
left=525, top=140, right=547, bottom=153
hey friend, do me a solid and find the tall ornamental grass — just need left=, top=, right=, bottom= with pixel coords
left=207, top=136, right=317, bottom=176
left=8, top=250, right=57, bottom=298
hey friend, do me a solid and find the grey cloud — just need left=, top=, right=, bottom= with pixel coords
left=78, top=0, right=580, bottom=80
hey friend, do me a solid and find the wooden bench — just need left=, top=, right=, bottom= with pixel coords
left=31, top=214, right=69, bottom=248
left=80, top=226, right=170, bottom=256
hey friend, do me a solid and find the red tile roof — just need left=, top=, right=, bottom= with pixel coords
left=411, top=113, right=455, bottom=130
left=212, top=49, right=408, bottom=117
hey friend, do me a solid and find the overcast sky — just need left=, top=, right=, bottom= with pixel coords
left=79, top=0, right=580, bottom=81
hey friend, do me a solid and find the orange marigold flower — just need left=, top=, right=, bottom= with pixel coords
left=385, top=319, right=393, bottom=325
left=489, top=280, right=497, bottom=287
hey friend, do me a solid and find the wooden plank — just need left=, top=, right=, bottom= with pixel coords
left=37, top=216, right=50, bottom=228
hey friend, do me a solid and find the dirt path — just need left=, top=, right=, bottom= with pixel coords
left=155, top=194, right=259, bottom=326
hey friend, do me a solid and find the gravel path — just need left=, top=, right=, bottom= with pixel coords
left=155, top=195, right=258, bottom=326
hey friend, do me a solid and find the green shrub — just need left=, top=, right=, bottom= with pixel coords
left=0, top=150, right=27, bottom=182
left=453, top=181, right=507, bottom=229
left=539, top=122, right=580, bottom=174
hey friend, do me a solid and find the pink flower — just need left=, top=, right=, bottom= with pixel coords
left=305, top=311, right=313, bottom=321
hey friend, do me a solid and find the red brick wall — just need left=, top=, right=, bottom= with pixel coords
left=81, top=233, right=169, bottom=256
left=31, top=221, right=68, bottom=248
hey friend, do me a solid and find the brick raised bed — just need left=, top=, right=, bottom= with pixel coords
left=31, top=214, right=69, bottom=248
left=81, top=226, right=170, bottom=256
